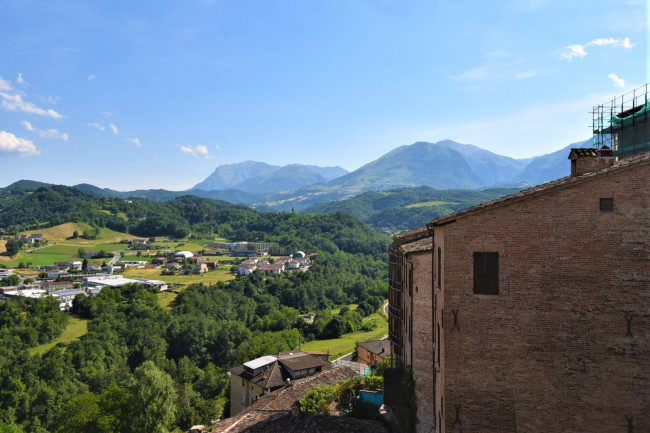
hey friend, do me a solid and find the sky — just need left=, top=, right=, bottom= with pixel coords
left=0, top=0, right=647, bottom=190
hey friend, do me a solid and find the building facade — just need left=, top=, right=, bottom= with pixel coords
left=387, top=149, right=650, bottom=432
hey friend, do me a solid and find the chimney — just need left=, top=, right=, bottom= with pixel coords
left=568, top=147, right=615, bottom=177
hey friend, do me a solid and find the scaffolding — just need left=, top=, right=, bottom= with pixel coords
left=592, top=83, right=650, bottom=158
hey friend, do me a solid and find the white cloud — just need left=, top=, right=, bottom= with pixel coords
left=515, top=71, right=537, bottom=79
left=215, top=144, right=221, bottom=150
left=101, top=111, right=113, bottom=118
left=179, top=144, right=211, bottom=158
left=16, top=73, right=26, bottom=85
left=0, top=130, right=40, bottom=156
left=452, top=51, right=538, bottom=84
left=0, top=93, right=64, bottom=118
left=109, top=124, right=119, bottom=135
left=87, top=122, right=105, bottom=132
left=88, top=75, right=96, bottom=81
left=560, top=37, right=634, bottom=60
left=0, top=76, right=12, bottom=91
left=608, top=73, right=625, bottom=88
left=20, top=120, right=35, bottom=132
left=131, top=138, right=142, bottom=147
left=21, top=120, right=69, bottom=141
left=560, top=44, right=587, bottom=60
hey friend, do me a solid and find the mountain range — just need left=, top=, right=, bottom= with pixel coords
left=1, top=138, right=590, bottom=212
left=192, top=161, right=348, bottom=193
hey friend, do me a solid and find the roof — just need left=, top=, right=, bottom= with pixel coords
left=428, top=151, right=650, bottom=228
left=244, top=355, right=277, bottom=370
left=212, top=411, right=388, bottom=433
left=247, top=367, right=356, bottom=412
left=356, top=339, right=390, bottom=357
left=213, top=368, right=381, bottom=433
left=230, top=352, right=332, bottom=389
left=568, top=148, right=598, bottom=158
left=278, top=352, right=329, bottom=372
left=391, top=225, right=432, bottom=254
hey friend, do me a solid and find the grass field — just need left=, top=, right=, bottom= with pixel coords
left=405, top=200, right=456, bottom=209
left=157, top=290, right=179, bottom=310
left=21, top=222, right=137, bottom=245
left=123, top=267, right=236, bottom=286
left=300, top=312, right=388, bottom=360
left=30, top=317, right=89, bottom=356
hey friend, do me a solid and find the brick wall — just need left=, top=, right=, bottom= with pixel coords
left=436, top=162, right=650, bottom=432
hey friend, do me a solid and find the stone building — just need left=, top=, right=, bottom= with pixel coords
left=386, top=147, right=650, bottom=432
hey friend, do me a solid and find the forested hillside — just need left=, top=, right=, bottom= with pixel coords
left=304, top=185, right=523, bottom=233
left=0, top=185, right=390, bottom=432
left=0, top=186, right=387, bottom=258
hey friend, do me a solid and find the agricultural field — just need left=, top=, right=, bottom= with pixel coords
left=123, top=267, right=235, bottom=286
left=29, top=317, right=89, bottom=356
left=300, top=312, right=388, bottom=360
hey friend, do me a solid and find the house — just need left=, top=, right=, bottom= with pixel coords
left=86, top=263, right=102, bottom=272
left=211, top=367, right=387, bottom=433
left=356, top=339, right=390, bottom=367
left=47, top=269, right=60, bottom=278
left=166, top=262, right=181, bottom=270
left=197, top=259, right=218, bottom=269
left=70, top=261, right=82, bottom=271
left=229, top=351, right=331, bottom=416
left=385, top=145, right=650, bottom=432
left=191, top=263, right=208, bottom=274
left=51, top=288, right=86, bottom=310
left=257, top=260, right=284, bottom=274
left=238, top=260, right=258, bottom=276
left=83, top=251, right=99, bottom=258
left=131, top=239, right=148, bottom=250
left=152, top=257, right=168, bottom=265
left=41, top=280, right=74, bottom=292
left=0, top=269, right=13, bottom=278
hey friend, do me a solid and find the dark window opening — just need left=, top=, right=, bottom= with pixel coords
left=473, top=252, right=499, bottom=295
left=600, top=197, right=614, bottom=212
left=437, top=247, right=442, bottom=290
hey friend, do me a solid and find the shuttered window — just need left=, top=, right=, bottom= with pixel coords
left=473, top=252, right=499, bottom=295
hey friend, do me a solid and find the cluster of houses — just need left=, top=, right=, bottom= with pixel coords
left=0, top=274, right=168, bottom=310
left=238, top=251, right=311, bottom=276
left=13, top=233, right=43, bottom=245
left=206, top=241, right=275, bottom=258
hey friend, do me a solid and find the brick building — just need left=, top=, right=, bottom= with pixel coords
left=386, top=148, right=650, bottom=432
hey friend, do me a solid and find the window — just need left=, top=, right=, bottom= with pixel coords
left=473, top=252, right=499, bottom=295
left=600, top=197, right=614, bottom=212
left=437, top=247, right=442, bottom=290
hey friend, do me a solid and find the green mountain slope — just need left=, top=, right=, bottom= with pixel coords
left=304, top=185, right=522, bottom=233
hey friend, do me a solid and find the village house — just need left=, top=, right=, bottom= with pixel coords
left=212, top=367, right=389, bottom=433
left=229, top=351, right=331, bottom=416
left=257, top=260, right=285, bottom=274
left=238, top=259, right=258, bottom=276
left=356, top=339, right=390, bottom=368
left=191, top=263, right=208, bottom=274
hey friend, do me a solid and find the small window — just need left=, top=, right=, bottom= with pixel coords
left=241, top=378, right=245, bottom=386
left=473, top=252, right=499, bottom=295
left=600, top=197, right=614, bottom=212
left=437, top=247, right=442, bottom=290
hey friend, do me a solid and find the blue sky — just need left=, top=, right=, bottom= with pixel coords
left=0, top=0, right=647, bottom=190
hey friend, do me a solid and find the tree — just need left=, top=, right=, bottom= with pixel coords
left=82, top=259, right=88, bottom=271
left=4, top=240, right=21, bottom=257
left=72, top=230, right=79, bottom=239
left=78, top=248, right=86, bottom=258
left=129, top=361, right=177, bottom=433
